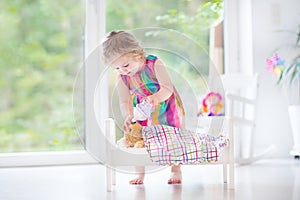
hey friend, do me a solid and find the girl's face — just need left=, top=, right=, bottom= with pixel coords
left=112, top=55, right=144, bottom=76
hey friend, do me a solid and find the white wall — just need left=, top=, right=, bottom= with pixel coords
left=252, top=0, right=300, bottom=157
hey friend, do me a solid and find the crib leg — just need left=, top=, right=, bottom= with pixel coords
left=229, top=159, right=235, bottom=189
left=223, top=163, right=228, bottom=184
left=112, top=168, right=116, bottom=185
left=106, top=166, right=112, bottom=192
left=105, top=118, right=115, bottom=192
left=228, top=118, right=235, bottom=189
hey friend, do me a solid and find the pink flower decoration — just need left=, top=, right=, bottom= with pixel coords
left=266, top=53, right=285, bottom=78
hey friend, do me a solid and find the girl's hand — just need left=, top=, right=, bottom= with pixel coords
left=123, top=115, right=134, bottom=132
left=146, top=95, right=159, bottom=110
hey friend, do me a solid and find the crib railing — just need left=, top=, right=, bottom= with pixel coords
left=104, top=116, right=234, bottom=191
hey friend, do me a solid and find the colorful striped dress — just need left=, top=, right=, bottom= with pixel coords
left=121, top=55, right=185, bottom=128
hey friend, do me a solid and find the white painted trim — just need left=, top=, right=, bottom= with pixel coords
left=224, top=0, right=239, bottom=73
left=224, top=0, right=254, bottom=74
left=238, top=0, right=253, bottom=75
left=84, top=0, right=108, bottom=162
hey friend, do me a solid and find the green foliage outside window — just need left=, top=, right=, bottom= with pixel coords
left=0, top=0, right=85, bottom=152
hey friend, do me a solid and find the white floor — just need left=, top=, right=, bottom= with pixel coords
left=0, top=159, right=299, bottom=200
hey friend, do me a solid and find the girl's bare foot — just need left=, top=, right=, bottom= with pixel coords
left=129, top=174, right=144, bottom=185
left=168, top=165, right=182, bottom=184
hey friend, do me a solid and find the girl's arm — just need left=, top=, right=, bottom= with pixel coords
left=148, top=59, right=174, bottom=105
left=117, top=76, right=133, bottom=130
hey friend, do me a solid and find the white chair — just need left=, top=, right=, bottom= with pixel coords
left=221, top=73, right=273, bottom=165
left=104, top=116, right=235, bottom=191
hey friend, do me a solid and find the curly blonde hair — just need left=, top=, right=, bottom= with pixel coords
left=102, top=30, right=146, bottom=65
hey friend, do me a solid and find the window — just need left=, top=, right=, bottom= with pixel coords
left=1, top=0, right=241, bottom=167
left=0, top=0, right=87, bottom=153
left=0, top=0, right=98, bottom=167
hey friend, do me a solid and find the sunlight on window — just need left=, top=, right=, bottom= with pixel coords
left=0, top=0, right=85, bottom=152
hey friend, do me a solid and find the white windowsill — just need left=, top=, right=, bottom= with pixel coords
left=0, top=150, right=100, bottom=168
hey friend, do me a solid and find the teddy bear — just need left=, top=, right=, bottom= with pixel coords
left=124, top=100, right=153, bottom=148
left=124, top=121, right=145, bottom=148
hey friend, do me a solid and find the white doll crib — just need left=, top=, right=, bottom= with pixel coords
left=104, top=116, right=235, bottom=191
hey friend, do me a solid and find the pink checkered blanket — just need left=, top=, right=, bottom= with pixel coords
left=142, top=125, right=228, bottom=165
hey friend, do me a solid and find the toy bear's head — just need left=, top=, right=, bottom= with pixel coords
left=124, top=122, right=144, bottom=148
left=128, top=122, right=142, bottom=138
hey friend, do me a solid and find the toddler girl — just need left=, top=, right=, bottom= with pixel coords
left=102, top=30, right=185, bottom=184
